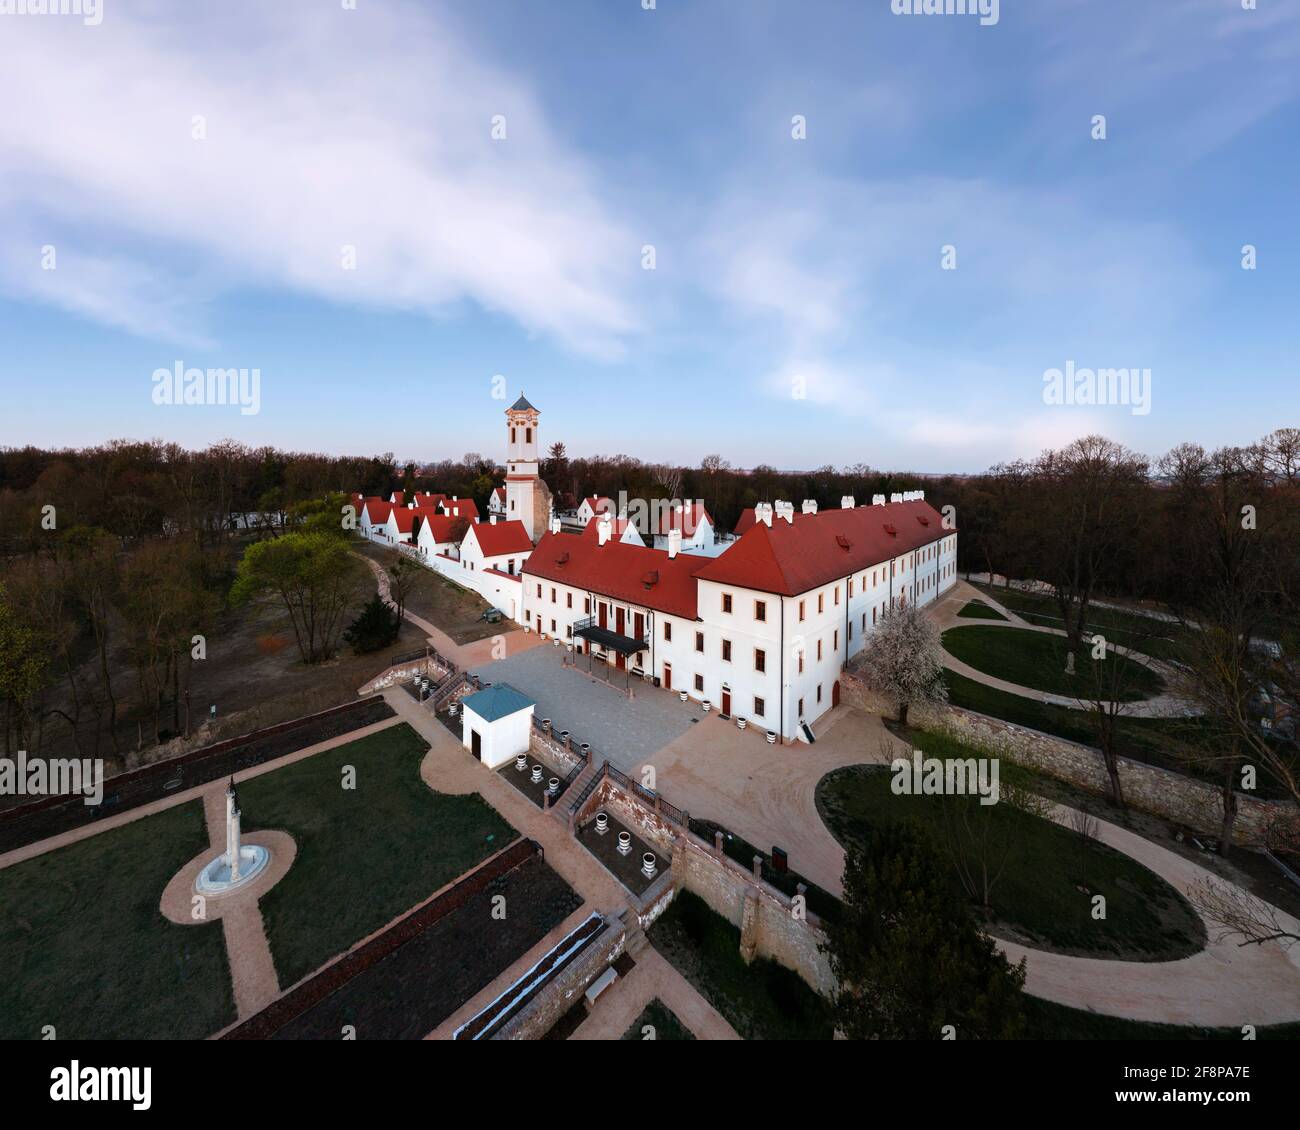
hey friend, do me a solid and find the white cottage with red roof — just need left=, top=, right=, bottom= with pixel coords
left=521, top=493, right=956, bottom=741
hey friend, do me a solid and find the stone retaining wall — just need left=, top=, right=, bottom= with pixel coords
left=577, top=776, right=832, bottom=995
left=839, top=669, right=1297, bottom=847
left=493, top=915, right=627, bottom=1041
left=359, top=657, right=450, bottom=696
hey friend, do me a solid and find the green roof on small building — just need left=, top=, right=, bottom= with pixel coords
left=461, top=683, right=535, bottom=723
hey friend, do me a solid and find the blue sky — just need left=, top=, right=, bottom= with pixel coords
left=0, top=0, right=1296, bottom=472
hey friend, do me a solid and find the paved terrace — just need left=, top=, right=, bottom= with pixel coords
left=471, top=644, right=707, bottom=773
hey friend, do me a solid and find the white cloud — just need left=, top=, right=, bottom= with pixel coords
left=0, top=3, right=640, bottom=355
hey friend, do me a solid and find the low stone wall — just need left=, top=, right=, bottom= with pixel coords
left=839, top=669, right=1297, bottom=848
left=493, top=915, right=627, bottom=1041
left=528, top=729, right=586, bottom=777
left=359, top=656, right=450, bottom=696
left=578, top=775, right=832, bottom=995
left=579, top=777, right=679, bottom=854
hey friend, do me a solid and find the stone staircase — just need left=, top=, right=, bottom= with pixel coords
left=554, top=758, right=603, bottom=825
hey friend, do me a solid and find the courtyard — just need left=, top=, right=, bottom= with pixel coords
left=472, top=643, right=706, bottom=772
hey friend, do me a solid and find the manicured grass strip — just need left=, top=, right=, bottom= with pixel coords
left=241, top=722, right=514, bottom=987
left=942, top=625, right=1164, bottom=701
left=956, top=599, right=1007, bottom=621
left=1023, top=995, right=1300, bottom=1040
left=648, top=890, right=834, bottom=1040
left=622, top=998, right=696, bottom=1040
left=815, top=736, right=1206, bottom=961
left=969, top=583, right=1190, bottom=663
left=0, top=800, right=234, bottom=1040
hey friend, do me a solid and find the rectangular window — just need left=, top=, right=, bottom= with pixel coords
left=722, top=593, right=733, bottom=614
left=753, top=697, right=765, bottom=718
left=551, top=587, right=557, bottom=603
left=833, top=630, right=839, bottom=650
left=755, top=648, right=766, bottom=673
left=536, top=584, right=542, bottom=597
left=584, top=597, right=592, bottom=614
left=695, top=631, right=704, bottom=653
left=817, top=684, right=823, bottom=704
left=722, top=639, right=732, bottom=662
left=834, top=586, right=840, bottom=606
left=566, top=593, right=573, bottom=608
left=798, top=697, right=804, bottom=717
left=694, top=673, right=704, bottom=692
left=816, top=639, right=823, bottom=661
left=818, top=593, right=825, bottom=614
left=755, top=600, right=767, bottom=622
left=799, top=599, right=806, bottom=621
left=664, top=621, right=673, bottom=642
left=550, top=619, right=556, bottom=633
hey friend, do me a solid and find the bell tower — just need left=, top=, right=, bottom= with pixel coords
left=504, top=393, right=552, bottom=542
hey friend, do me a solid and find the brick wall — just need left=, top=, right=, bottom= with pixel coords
left=839, top=669, right=1298, bottom=848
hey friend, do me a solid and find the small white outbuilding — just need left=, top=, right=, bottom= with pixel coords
left=460, top=683, right=536, bottom=769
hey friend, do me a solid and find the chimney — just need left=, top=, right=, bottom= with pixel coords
left=775, top=501, right=795, bottom=524
left=801, top=499, right=818, bottom=515
left=755, top=503, right=773, bottom=527
left=549, top=516, right=561, bottom=535
left=890, top=493, right=903, bottom=504
left=872, top=494, right=886, bottom=506
left=597, top=513, right=612, bottom=546
left=916, top=489, right=925, bottom=501
left=490, top=514, right=497, bottom=525
left=841, top=495, right=855, bottom=510
left=667, top=528, right=682, bottom=558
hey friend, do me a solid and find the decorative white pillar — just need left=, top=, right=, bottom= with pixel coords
left=229, top=806, right=242, bottom=882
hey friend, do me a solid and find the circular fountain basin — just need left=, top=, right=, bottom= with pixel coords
left=195, top=846, right=271, bottom=896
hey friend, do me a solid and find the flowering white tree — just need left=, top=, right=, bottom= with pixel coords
left=855, top=604, right=948, bottom=726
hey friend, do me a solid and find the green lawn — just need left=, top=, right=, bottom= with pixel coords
left=956, top=599, right=1008, bottom=621
left=240, top=722, right=515, bottom=987
left=622, top=998, right=696, bottom=1040
left=816, top=731, right=1206, bottom=961
left=0, top=801, right=235, bottom=1040
left=648, top=890, right=834, bottom=1040
left=942, top=624, right=1165, bottom=701
left=942, top=668, right=1199, bottom=770
left=970, top=583, right=1191, bottom=663
left=1023, top=995, right=1300, bottom=1040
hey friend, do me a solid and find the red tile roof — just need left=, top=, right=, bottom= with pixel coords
left=732, top=506, right=814, bottom=537
left=524, top=531, right=706, bottom=619
left=441, top=498, right=480, bottom=520
left=362, top=497, right=394, bottom=525
left=388, top=508, right=417, bottom=535
left=657, top=501, right=712, bottom=536
left=696, top=500, right=952, bottom=597
left=581, top=515, right=642, bottom=543
left=465, top=519, right=534, bottom=557
left=390, top=491, right=405, bottom=506
left=415, top=511, right=461, bottom=544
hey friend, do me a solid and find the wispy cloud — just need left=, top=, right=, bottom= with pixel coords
left=0, top=2, right=641, bottom=356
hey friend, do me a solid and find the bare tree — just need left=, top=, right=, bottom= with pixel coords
left=1021, top=436, right=1149, bottom=675
left=1188, top=876, right=1299, bottom=950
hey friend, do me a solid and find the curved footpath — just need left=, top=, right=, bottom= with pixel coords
left=645, top=705, right=1300, bottom=1028
left=934, top=582, right=1200, bottom=718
